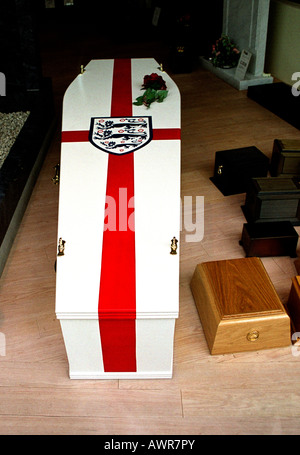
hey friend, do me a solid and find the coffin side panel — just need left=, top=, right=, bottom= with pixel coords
left=190, top=264, right=221, bottom=353
left=212, top=315, right=291, bottom=355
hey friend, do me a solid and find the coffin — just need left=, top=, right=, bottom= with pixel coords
left=190, top=258, right=290, bottom=355
left=270, top=139, right=300, bottom=177
left=210, top=146, right=269, bottom=196
left=242, top=177, right=300, bottom=225
left=55, top=59, right=181, bottom=379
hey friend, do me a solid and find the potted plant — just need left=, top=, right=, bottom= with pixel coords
left=211, top=35, right=240, bottom=68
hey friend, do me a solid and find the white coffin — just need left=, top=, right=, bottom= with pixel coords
left=55, top=58, right=181, bottom=379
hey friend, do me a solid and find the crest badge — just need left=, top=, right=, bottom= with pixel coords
left=89, top=116, right=153, bottom=155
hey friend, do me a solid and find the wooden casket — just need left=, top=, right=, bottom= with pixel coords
left=190, top=258, right=291, bottom=355
left=55, top=59, right=181, bottom=379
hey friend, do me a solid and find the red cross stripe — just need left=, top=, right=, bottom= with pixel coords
left=61, top=127, right=181, bottom=143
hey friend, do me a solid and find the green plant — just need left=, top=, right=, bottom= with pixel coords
left=211, top=35, right=240, bottom=68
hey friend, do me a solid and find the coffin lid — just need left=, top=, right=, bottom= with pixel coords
left=198, top=257, right=287, bottom=320
left=275, top=139, right=300, bottom=152
left=252, top=177, right=300, bottom=195
left=55, top=58, right=180, bottom=320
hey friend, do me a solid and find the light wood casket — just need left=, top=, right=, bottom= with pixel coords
left=55, top=59, right=181, bottom=379
left=190, top=257, right=291, bottom=355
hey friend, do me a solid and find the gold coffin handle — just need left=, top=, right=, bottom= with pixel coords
left=52, top=164, right=60, bottom=184
left=170, top=237, right=178, bottom=255
left=57, top=238, right=66, bottom=256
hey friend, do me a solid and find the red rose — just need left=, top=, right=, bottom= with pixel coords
left=142, top=73, right=167, bottom=90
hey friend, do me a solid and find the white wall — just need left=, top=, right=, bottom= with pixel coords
left=265, top=0, right=300, bottom=85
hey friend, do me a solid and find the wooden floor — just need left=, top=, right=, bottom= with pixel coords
left=1, top=28, right=300, bottom=435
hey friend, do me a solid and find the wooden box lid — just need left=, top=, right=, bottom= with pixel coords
left=214, top=146, right=268, bottom=166
left=191, top=257, right=291, bottom=354
left=275, top=139, right=300, bottom=153
left=251, top=177, right=300, bottom=196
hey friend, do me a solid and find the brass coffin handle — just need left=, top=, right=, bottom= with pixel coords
left=158, top=63, right=165, bottom=72
left=170, top=237, right=178, bottom=255
left=52, top=164, right=60, bottom=185
left=57, top=238, right=66, bottom=256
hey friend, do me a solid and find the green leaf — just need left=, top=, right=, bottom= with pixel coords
left=144, top=88, right=157, bottom=101
left=133, top=87, right=168, bottom=108
left=133, top=95, right=144, bottom=106
left=156, top=90, right=168, bottom=102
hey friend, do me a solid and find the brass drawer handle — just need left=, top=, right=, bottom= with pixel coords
left=247, top=330, right=259, bottom=342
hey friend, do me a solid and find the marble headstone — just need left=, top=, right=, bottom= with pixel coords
left=223, top=0, right=271, bottom=77
left=200, top=0, right=273, bottom=90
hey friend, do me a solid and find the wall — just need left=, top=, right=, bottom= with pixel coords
left=265, top=0, right=300, bottom=85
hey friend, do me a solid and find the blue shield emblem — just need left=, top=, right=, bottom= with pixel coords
left=89, top=116, right=153, bottom=155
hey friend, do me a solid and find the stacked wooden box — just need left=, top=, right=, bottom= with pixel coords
left=191, top=140, right=300, bottom=355
left=240, top=139, right=300, bottom=258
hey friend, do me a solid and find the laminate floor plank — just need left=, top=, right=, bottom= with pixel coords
left=0, top=387, right=182, bottom=419
left=0, top=415, right=298, bottom=435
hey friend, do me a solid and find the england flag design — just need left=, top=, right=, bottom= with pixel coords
left=55, top=58, right=181, bottom=379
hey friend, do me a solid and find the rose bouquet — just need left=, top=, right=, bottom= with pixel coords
left=211, top=35, right=240, bottom=68
left=133, top=73, right=168, bottom=108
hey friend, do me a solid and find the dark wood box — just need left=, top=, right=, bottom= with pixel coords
left=210, top=146, right=269, bottom=196
left=239, top=221, right=298, bottom=258
left=270, top=139, right=300, bottom=177
left=242, top=177, right=300, bottom=225
left=287, top=276, right=300, bottom=335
